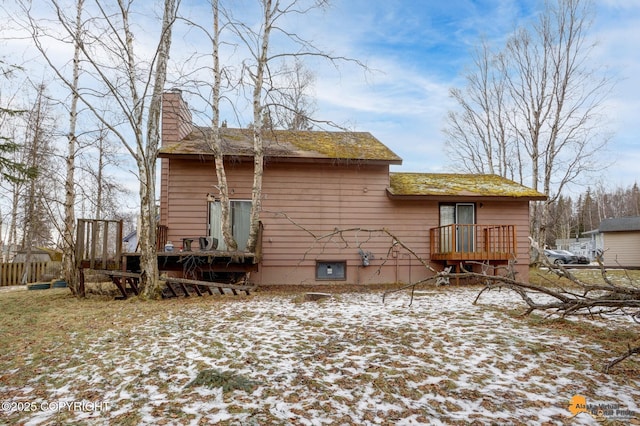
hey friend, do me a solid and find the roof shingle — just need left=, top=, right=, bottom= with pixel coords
left=387, top=173, right=547, bottom=200
left=159, top=127, right=402, bottom=164
left=599, top=216, right=640, bottom=232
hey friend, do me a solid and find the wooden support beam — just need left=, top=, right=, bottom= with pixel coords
left=166, top=282, right=178, bottom=298
left=162, top=276, right=254, bottom=296
left=93, top=270, right=141, bottom=279
left=179, top=283, right=191, bottom=297
left=111, top=276, right=128, bottom=299
left=77, top=267, right=86, bottom=298
left=192, top=284, right=203, bottom=296
left=162, top=276, right=253, bottom=291
left=126, top=277, right=140, bottom=296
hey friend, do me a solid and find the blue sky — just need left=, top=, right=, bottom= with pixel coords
left=2, top=0, right=638, bottom=198
left=283, top=0, right=640, bottom=193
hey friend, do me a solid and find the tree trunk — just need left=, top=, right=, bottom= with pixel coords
left=62, top=0, right=83, bottom=297
left=139, top=156, right=160, bottom=299
left=21, top=87, right=46, bottom=284
left=139, top=0, right=176, bottom=299
left=209, top=0, right=236, bottom=251
left=246, top=0, right=272, bottom=253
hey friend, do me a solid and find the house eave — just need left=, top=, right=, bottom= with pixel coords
left=158, top=151, right=402, bottom=166
left=385, top=189, right=547, bottom=202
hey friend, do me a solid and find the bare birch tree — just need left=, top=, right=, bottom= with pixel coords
left=19, top=83, right=55, bottom=283
left=180, top=0, right=339, bottom=253
left=237, top=0, right=339, bottom=252
left=445, top=0, right=612, bottom=246
left=77, top=126, right=130, bottom=221
left=444, top=41, right=514, bottom=179
left=18, top=0, right=179, bottom=298
left=268, top=58, right=317, bottom=130
left=199, top=0, right=236, bottom=251
left=61, top=0, right=83, bottom=296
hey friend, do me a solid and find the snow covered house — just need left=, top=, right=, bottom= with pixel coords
left=157, top=90, right=546, bottom=286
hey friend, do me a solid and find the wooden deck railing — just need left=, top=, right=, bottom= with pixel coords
left=76, top=219, right=124, bottom=270
left=429, top=224, right=517, bottom=261
left=156, top=225, right=168, bottom=250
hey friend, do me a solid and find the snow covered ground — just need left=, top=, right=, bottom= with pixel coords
left=1, top=287, right=638, bottom=425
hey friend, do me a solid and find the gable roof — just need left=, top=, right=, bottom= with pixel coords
left=599, top=216, right=640, bottom=233
left=159, top=127, right=402, bottom=164
left=387, top=173, right=547, bottom=200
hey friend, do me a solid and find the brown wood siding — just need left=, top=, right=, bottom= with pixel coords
left=160, top=158, right=169, bottom=227
left=259, top=163, right=437, bottom=285
left=602, top=232, right=640, bottom=267
left=160, top=158, right=533, bottom=284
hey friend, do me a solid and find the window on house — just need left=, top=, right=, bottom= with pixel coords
left=315, top=261, right=347, bottom=280
left=208, top=200, right=251, bottom=251
left=439, top=203, right=476, bottom=252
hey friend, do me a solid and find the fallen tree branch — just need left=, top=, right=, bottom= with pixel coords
left=604, top=344, right=640, bottom=373
left=262, top=210, right=438, bottom=274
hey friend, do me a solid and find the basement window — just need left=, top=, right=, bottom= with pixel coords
left=316, top=261, right=346, bottom=281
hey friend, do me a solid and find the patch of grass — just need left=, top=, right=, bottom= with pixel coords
left=1, top=280, right=638, bottom=425
left=529, top=266, right=640, bottom=288
left=184, top=369, right=259, bottom=393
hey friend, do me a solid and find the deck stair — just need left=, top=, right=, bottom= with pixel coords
left=93, top=270, right=141, bottom=299
left=162, top=277, right=253, bottom=297
left=93, top=270, right=252, bottom=299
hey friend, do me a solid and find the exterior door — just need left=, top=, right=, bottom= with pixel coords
left=439, top=203, right=475, bottom=252
left=455, top=203, right=475, bottom=252
left=209, top=200, right=251, bottom=251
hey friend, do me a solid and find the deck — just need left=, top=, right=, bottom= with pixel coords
left=429, top=224, right=517, bottom=262
left=75, top=219, right=260, bottom=298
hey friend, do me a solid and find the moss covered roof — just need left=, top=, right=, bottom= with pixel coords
left=159, top=127, right=402, bottom=164
left=388, top=173, right=547, bottom=200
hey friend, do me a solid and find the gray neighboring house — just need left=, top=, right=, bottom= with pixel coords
left=587, top=216, right=640, bottom=267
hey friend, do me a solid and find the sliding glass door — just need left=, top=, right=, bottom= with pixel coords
left=209, top=200, right=251, bottom=251
left=439, top=203, right=475, bottom=252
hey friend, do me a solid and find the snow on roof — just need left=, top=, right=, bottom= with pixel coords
left=388, top=172, right=547, bottom=200
left=159, top=127, right=403, bottom=164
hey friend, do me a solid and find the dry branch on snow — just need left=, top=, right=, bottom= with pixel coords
left=383, top=239, right=639, bottom=372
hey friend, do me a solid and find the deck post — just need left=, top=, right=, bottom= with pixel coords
left=76, top=220, right=85, bottom=267
left=78, top=267, right=86, bottom=298
left=102, top=221, right=109, bottom=269
left=116, top=220, right=123, bottom=263
left=90, top=220, right=98, bottom=270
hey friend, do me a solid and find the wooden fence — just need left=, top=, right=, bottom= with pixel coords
left=0, top=261, right=53, bottom=286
